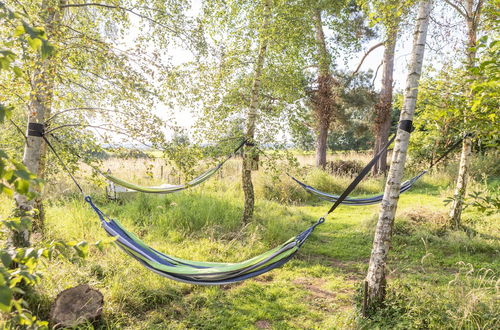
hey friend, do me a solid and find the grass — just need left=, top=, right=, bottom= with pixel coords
left=1, top=153, right=499, bottom=329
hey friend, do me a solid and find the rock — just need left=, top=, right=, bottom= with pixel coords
left=50, top=284, right=103, bottom=328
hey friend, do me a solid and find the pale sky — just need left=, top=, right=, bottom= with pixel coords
left=115, top=0, right=464, bottom=141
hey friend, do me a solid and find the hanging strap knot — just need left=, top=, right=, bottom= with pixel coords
left=27, top=122, right=45, bottom=137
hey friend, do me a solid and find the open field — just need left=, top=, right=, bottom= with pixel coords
left=1, top=152, right=499, bottom=329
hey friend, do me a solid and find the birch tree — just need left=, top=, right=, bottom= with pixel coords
left=365, top=0, right=432, bottom=311
left=2, top=0, right=191, bottom=246
left=444, top=0, right=484, bottom=228
left=241, top=0, right=271, bottom=223
left=13, top=0, right=65, bottom=235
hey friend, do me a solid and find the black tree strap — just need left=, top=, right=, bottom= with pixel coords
left=398, top=120, right=414, bottom=133
left=324, top=134, right=397, bottom=216
left=27, top=122, right=45, bottom=137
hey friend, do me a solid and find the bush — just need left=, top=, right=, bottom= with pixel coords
left=258, top=174, right=311, bottom=204
left=324, top=159, right=364, bottom=177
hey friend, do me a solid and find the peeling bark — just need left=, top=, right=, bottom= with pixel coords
left=365, top=0, right=432, bottom=311
left=312, top=9, right=338, bottom=168
left=242, top=0, right=271, bottom=223
left=372, top=23, right=399, bottom=175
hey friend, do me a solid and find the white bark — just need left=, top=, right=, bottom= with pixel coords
left=12, top=1, right=65, bottom=247
left=365, top=0, right=432, bottom=309
left=449, top=0, right=482, bottom=227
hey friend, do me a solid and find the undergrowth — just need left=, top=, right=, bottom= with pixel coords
left=0, top=153, right=498, bottom=329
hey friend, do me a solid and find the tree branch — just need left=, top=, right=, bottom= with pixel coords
left=352, top=42, right=384, bottom=76
left=371, top=60, right=384, bottom=87
left=60, top=3, right=180, bottom=34
left=443, top=0, right=467, bottom=18
left=46, top=107, right=129, bottom=123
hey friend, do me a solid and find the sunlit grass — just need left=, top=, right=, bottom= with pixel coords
left=1, top=153, right=498, bottom=329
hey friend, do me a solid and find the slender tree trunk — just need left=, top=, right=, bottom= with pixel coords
left=449, top=0, right=482, bottom=228
left=312, top=9, right=336, bottom=168
left=372, top=23, right=399, bottom=175
left=12, top=1, right=65, bottom=246
left=241, top=0, right=271, bottom=223
left=365, top=0, right=432, bottom=311
left=315, top=120, right=329, bottom=168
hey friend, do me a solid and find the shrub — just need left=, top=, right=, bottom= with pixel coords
left=258, top=174, right=311, bottom=204
left=324, top=159, right=364, bottom=177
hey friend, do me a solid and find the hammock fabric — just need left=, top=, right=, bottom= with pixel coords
left=102, top=139, right=246, bottom=194
left=86, top=196, right=322, bottom=285
left=290, top=170, right=427, bottom=205
left=104, top=163, right=223, bottom=194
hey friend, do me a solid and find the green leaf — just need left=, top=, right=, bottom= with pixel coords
left=14, top=179, right=30, bottom=194
left=40, top=40, right=54, bottom=59
left=13, top=25, right=25, bottom=37
left=14, top=169, right=32, bottom=181
left=0, top=103, right=13, bottom=123
left=27, top=37, right=42, bottom=51
left=0, top=286, right=12, bottom=312
left=0, top=252, right=12, bottom=268
left=12, top=66, right=22, bottom=77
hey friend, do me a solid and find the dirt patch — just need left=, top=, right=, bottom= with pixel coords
left=401, top=208, right=448, bottom=227
left=298, top=254, right=367, bottom=280
left=292, top=278, right=336, bottom=300
left=255, top=320, right=272, bottom=329
left=254, top=273, right=274, bottom=283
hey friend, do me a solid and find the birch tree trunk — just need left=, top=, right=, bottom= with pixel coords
left=12, top=1, right=65, bottom=246
left=365, top=0, right=432, bottom=311
left=449, top=0, right=482, bottom=228
left=372, top=23, right=399, bottom=175
left=313, top=9, right=336, bottom=169
left=241, top=0, right=271, bottom=223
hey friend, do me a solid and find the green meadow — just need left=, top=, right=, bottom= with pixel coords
left=2, top=156, right=497, bottom=329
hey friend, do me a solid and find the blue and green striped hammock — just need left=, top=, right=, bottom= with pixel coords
left=289, top=170, right=427, bottom=206
left=85, top=196, right=322, bottom=285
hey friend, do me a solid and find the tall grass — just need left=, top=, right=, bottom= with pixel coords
left=1, top=151, right=498, bottom=329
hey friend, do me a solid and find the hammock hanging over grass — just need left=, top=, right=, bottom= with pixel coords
left=289, top=171, right=427, bottom=205
left=86, top=196, right=321, bottom=285
left=289, top=131, right=466, bottom=206
left=102, top=139, right=246, bottom=194
left=104, top=163, right=223, bottom=194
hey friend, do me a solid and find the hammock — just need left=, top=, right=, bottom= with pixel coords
left=86, top=196, right=321, bottom=285
left=104, top=163, right=224, bottom=194
left=289, top=131, right=465, bottom=206
left=102, top=139, right=246, bottom=194
left=289, top=170, right=427, bottom=205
